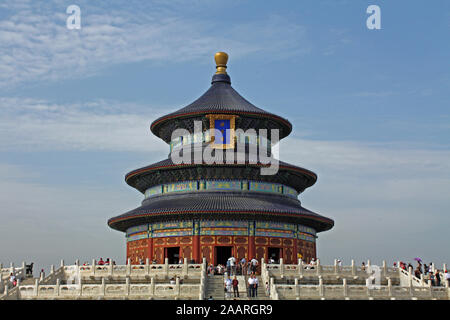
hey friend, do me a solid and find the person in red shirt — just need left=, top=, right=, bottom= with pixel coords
left=232, top=276, right=239, bottom=298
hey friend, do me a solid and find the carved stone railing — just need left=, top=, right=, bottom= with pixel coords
left=262, top=259, right=450, bottom=300
left=0, top=262, right=27, bottom=299
left=199, top=258, right=207, bottom=300
left=18, top=280, right=201, bottom=299
left=265, top=259, right=400, bottom=283
left=275, top=282, right=449, bottom=300
left=62, top=258, right=203, bottom=281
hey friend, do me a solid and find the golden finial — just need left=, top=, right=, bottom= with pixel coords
left=214, top=52, right=228, bottom=74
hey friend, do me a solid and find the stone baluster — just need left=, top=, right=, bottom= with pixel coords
left=318, top=276, right=324, bottom=297
left=280, top=258, right=284, bottom=278
left=367, top=260, right=371, bottom=268
left=109, top=261, right=114, bottom=277
left=126, top=259, right=131, bottom=276
left=351, top=259, right=355, bottom=276
left=56, top=278, right=60, bottom=297
left=60, top=259, right=64, bottom=268
left=0, top=262, right=3, bottom=270
left=343, top=278, right=348, bottom=298
left=34, top=278, right=39, bottom=297
left=150, top=277, right=155, bottom=296
left=145, top=258, right=150, bottom=276
left=408, top=266, right=413, bottom=281
left=420, top=273, right=425, bottom=286
left=298, top=259, right=303, bottom=277
left=175, top=276, right=180, bottom=297
left=382, top=260, right=387, bottom=277
left=10, top=262, right=15, bottom=275
left=428, top=279, right=433, bottom=298
left=183, top=258, right=188, bottom=277
left=408, top=277, right=413, bottom=298
left=316, top=259, right=321, bottom=276
left=334, top=259, right=338, bottom=274
left=270, top=277, right=275, bottom=299
left=92, top=259, right=96, bottom=276
left=387, top=278, right=392, bottom=297
left=431, top=263, right=435, bottom=273
left=50, top=264, right=55, bottom=274
left=164, top=258, right=169, bottom=278
left=101, top=277, right=105, bottom=296
left=294, top=278, right=299, bottom=298
left=22, top=261, right=26, bottom=271
left=125, top=277, right=130, bottom=296
left=4, top=283, right=8, bottom=295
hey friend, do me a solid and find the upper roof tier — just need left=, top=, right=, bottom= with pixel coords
left=150, top=52, right=293, bottom=143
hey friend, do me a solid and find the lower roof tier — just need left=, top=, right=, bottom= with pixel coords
left=108, top=191, right=334, bottom=233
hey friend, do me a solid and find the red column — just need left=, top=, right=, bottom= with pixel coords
left=248, top=236, right=255, bottom=260
left=193, top=235, right=200, bottom=263
left=147, top=238, right=153, bottom=261
left=248, top=221, right=255, bottom=260
left=293, top=239, right=298, bottom=262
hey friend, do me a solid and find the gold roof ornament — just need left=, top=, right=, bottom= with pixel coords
left=214, top=52, right=228, bottom=74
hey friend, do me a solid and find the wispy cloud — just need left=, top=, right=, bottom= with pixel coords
left=0, top=97, right=167, bottom=152
left=0, top=2, right=310, bottom=88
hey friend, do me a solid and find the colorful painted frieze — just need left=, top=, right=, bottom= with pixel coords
left=127, top=232, right=149, bottom=242
left=200, top=220, right=248, bottom=228
left=152, top=229, right=193, bottom=238
left=126, top=224, right=149, bottom=236
left=283, top=186, right=298, bottom=198
left=200, top=228, right=248, bottom=236
left=152, top=221, right=193, bottom=230
left=145, top=185, right=163, bottom=198
left=256, top=221, right=296, bottom=231
left=255, top=230, right=296, bottom=238
left=299, top=233, right=316, bottom=242
left=249, top=181, right=282, bottom=194
left=205, top=180, right=241, bottom=191
left=166, top=181, right=198, bottom=193
left=298, top=225, right=316, bottom=235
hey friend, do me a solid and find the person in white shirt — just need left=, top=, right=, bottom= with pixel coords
left=224, top=277, right=232, bottom=298
left=445, top=270, right=450, bottom=286
left=250, top=258, right=258, bottom=273
left=9, top=273, right=16, bottom=285
left=247, top=276, right=255, bottom=298
left=240, top=258, right=246, bottom=275
left=310, top=258, right=316, bottom=269
left=228, top=256, right=236, bottom=276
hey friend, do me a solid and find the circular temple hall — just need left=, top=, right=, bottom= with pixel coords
left=108, top=52, right=334, bottom=266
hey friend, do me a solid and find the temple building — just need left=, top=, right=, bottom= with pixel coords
left=108, top=52, right=334, bottom=265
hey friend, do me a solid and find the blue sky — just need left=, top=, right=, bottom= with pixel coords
left=0, top=0, right=449, bottom=272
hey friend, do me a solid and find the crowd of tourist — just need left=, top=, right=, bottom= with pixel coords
left=394, top=260, right=449, bottom=287
left=206, top=256, right=260, bottom=277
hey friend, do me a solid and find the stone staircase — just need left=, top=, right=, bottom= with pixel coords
left=205, top=275, right=226, bottom=300
left=209, top=274, right=269, bottom=300
left=245, top=275, right=269, bottom=300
